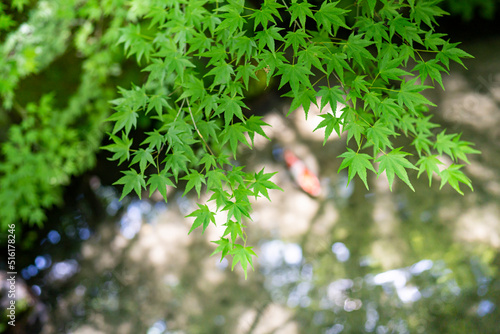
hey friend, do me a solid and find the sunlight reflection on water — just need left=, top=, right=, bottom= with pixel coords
left=332, top=242, right=350, bottom=262
left=49, top=259, right=79, bottom=281
left=119, top=200, right=153, bottom=239
left=259, top=236, right=461, bottom=311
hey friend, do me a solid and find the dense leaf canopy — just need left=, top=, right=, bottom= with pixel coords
left=0, top=0, right=480, bottom=276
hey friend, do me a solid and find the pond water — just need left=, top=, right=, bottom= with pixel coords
left=4, top=37, right=500, bottom=334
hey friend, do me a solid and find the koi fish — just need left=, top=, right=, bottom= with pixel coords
left=283, top=149, right=322, bottom=197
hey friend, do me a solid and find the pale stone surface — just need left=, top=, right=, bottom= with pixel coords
left=454, top=204, right=500, bottom=248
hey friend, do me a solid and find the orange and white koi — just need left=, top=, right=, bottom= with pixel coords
left=283, top=149, right=321, bottom=197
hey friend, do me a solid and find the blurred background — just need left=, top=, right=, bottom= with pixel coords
left=1, top=0, right=500, bottom=333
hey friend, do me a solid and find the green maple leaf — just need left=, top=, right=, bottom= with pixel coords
left=288, top=0, right=315, bottom=27
left=439, top=164, right=473, bottom=195
left=389, top=15, right=423, bottom=46
left=221, top=123, right=251, bottom=159
left=244, top=115, right=271, bottom=144
left=147, top=95, right=170, bottom=117
left=257, top=49, right=287, bottom=83
left=366, top=120, right=395, bottom=152
left=235, top=63, right=258, bottom=90
left=411, top=0, right=448, bottom=28
left=117, top=24, right=153, bottom=63
left=199, top=154, right=217, bottom=171
left=284, top=29, right=309, bottom=53
left=377, top=98, right=403, bottom=119
left=414, top=115, right=439, bottom=135
left=198, top=45, right=227, bottom=67
left=106, top=108, right=139, bottom=135
left=376, top=148, right=418, bottom=191
left=364, top=90, right=381, bottom=113
left=251, top=8, right=275, bottom=30
left=230, top=244, right=257, bottom=279
left=165, top=123, right=185, bottom=147
left=378, top=54, right=413, bottom=82
left=205, top=61, right=234, bottom=88
left=317, top=85, right=345, bottom=112
left=178, top=76, right=206, bottom=102
left=147, top=171, right=176, bottom=202
left=412, top=59, right=447, bottom=90
left=141, top=130, right=165, bottom=152
left=250, top=168, right=283, bottom=200
left=181, top=169, right=206, bottom=198
left=314, top=0, right=350, bottom=35
left=354, top=18, right=390, bottom=48
left=216, top=9, right=245, bottom=35
left=424, top=31, right=446, bottom=51
left=343, top=110, right=366, bottom=147
left=277, top=63, right=313, bottom=94
left=366, top=0, right=377, bottom=16
left=143, top=58, right=167, bottom=83
left=350, top=75, right=370, bottom=95
left=130, top=148, right=156, bottom=173
left=101, top=132, right=133, bottom=165
left=187, top=204, right=216, bottom=234
left=262, top=0, right=285, bottom=21
left=434, top=130, right=457, bottom=159
left=314, top=112, right=342, bottom=144
left=208, top=187, right=231, bottom=210
left=114, top=170, right=146, bottom=200
left=437, top=42, right=474, bottom=70
left=163, top=152, right=191, bottom=182
left=231, top=33, right=257, bottom=62
left=338, top=148, right=376, bottom=190
left=197, top=120, right=220, bottom=144
left=210, top=237, right=232, bottom=260
left=298, top=45, right=327, bottom=73
left=344, top=33, right=376, bottom=70
left=416, top=155, right=442, bottom=187
left=223, top=200, right=251, bottom=223
left=379, top=0, right=400, bottom=19
left=397, top=77, right=436, bottom=114
left=399, top=44, right=416, bottom=65
left=155, top=48, right=196, bottom=78
left=187, top=32, right=213, bottom=54
left=222, top=219, right=246, bottom=242
left=283, top=86, right=317, bottom=118
left=412, top=134, right=432, bottom=157
left=326, top=52, right=353, bottom=82
left=399, top=114, right=417, bottom=136
left=226, top=167, right=247, bottom=189
left=206, top=168, right=227, bottom=191
left=216, top=95, right=248, bottom=126
left=450, top=135, right=481, bottom=164
left=255, top=26, right=284, bottom=53
left=200, top=94, right=219, bottom=120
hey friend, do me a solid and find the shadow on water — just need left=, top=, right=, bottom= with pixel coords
left=3, top=36, right=500, bottom=334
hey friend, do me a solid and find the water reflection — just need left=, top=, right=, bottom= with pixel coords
left=477, top=300, right=495, bottom=316
left=332, top=242, right=350, bottom=262
left=147, top=320, right=167, bottom=334
left=410, top=259, right=433, bottom=275
left=47, top=230, right=61, bottom=244
left=8, top=41, right=500, bottom=333
left=12, top=147, right=500, bottom=334
left=260, top=240, right=303, bottom=268
left=49, top=259, right=79, bottom=281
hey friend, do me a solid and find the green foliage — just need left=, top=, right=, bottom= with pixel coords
left=98, top=0, right=479, bottom=278
left=0, top=0, right=127, bottom=230
left=94, top=0, right=477, bottom=272
left=0, top=0, right=481, bottom=278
